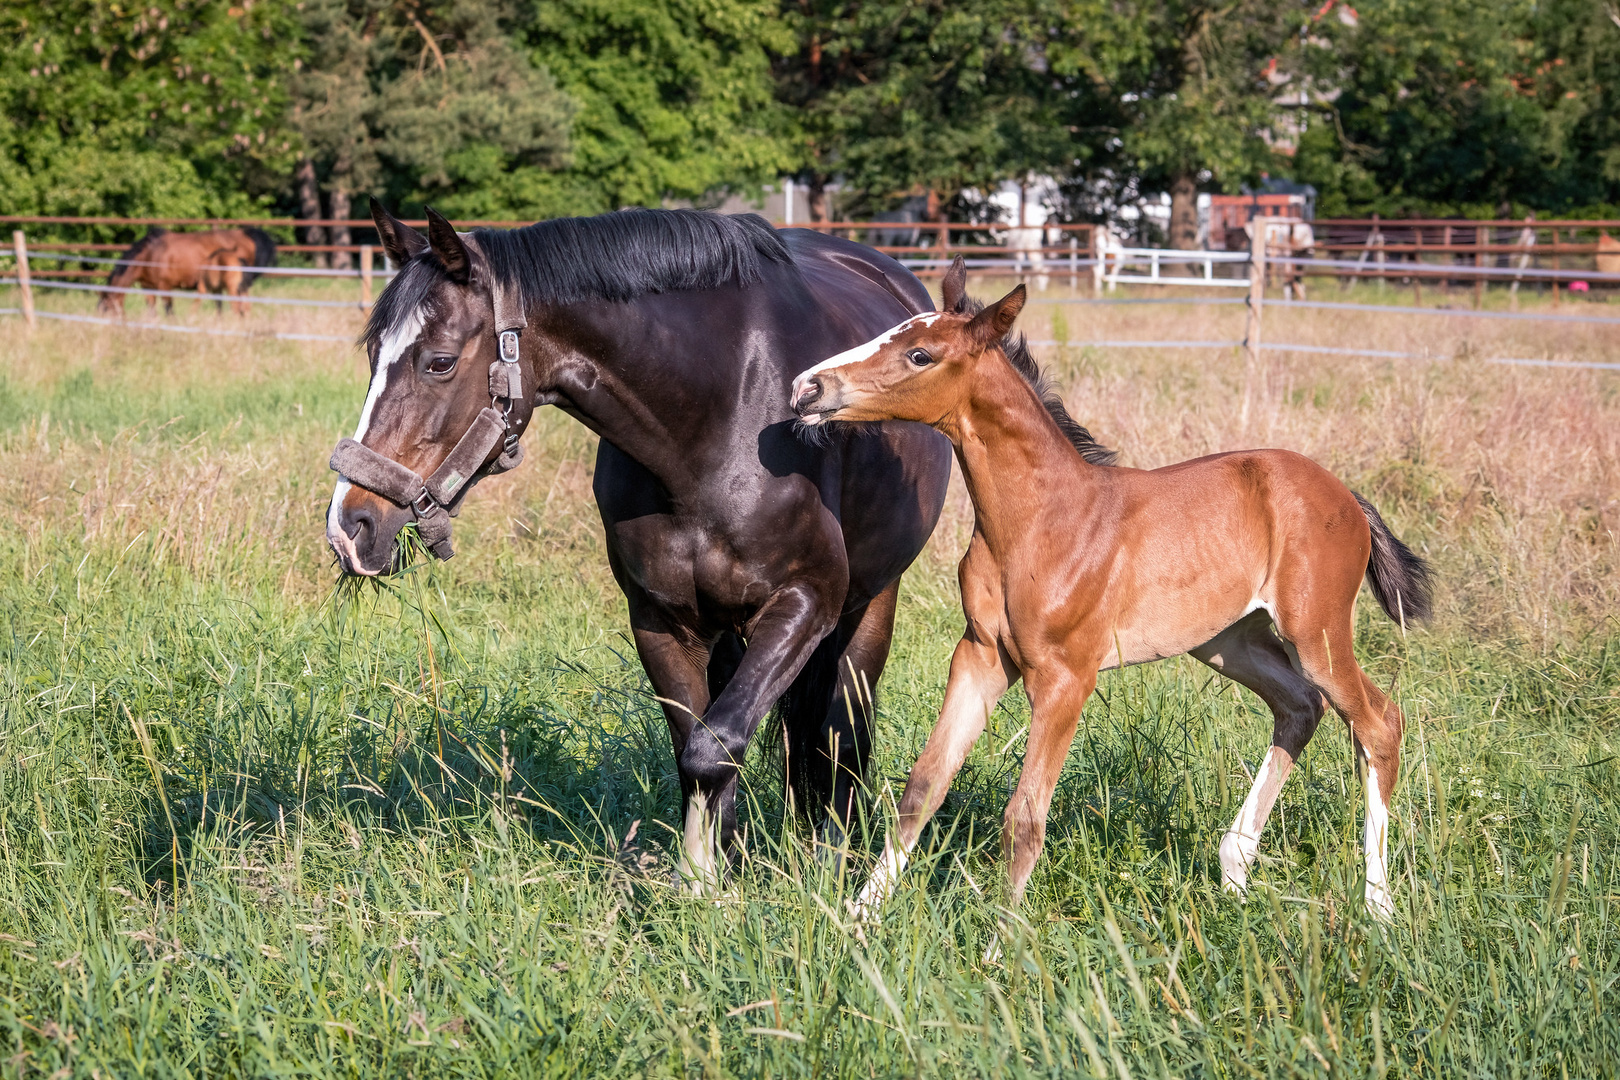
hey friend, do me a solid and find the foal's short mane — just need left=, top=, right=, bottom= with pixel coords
left=961, top=296, right=1116, bottom=466
left=363, top=209, right=791, bottom=355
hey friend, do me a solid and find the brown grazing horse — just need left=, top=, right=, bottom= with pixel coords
left=97, top=227, right=277, bottom=316
left=790, top=257, right=1432, bottom=925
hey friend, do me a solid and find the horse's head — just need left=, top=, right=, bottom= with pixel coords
left=790, top=257, right=1026, bottom=431
left=326, top=199, right=532, bottom=576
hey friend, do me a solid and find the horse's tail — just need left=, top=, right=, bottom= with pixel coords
left=1354, top=493, right=1434, bottom=630
left=240, top=227, right=277, bottom=288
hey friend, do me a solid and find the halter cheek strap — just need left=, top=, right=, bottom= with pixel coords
left=328, top=280, right=531, bottom=562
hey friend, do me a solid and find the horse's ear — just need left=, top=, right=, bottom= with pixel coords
left=967, top=284, right=1026, bottom=345
left=370, top=196, right=426, bottom=265
left=424, top=207, right=470, bottom=285
left=940, top=255, right=968, bottom=313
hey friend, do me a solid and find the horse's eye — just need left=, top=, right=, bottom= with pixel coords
left=424, top=354, right=457, bottom=376
left=906, top=348, right=934, bottom=367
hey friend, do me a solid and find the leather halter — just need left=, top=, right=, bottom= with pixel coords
left=328, top=280, right=529, bottom=561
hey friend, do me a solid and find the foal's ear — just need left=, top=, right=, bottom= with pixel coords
left=967, top=284, right=1027, bottom=345
left=370, top=196, right=427, bottom=265
left=424, top=207, right=471, bottom=285
left=940, top=255, right=969, bottom=314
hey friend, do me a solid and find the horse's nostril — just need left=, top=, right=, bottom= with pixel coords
left=348, top=506, right=375, bottom=546
left=797, top=378, right=823, bottom=410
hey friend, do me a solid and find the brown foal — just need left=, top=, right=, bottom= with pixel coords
left=790, top=258, right=1432, bottom=922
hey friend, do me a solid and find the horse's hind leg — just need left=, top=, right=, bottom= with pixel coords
left=1276, top=588, right=1404, bottom=919
left=1191, top=610, right=1326, bottom=894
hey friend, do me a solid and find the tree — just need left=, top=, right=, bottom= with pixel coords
left=289, top=0, right=573, bottom=263
left=523, top=0, right=795, bottom=214
left=1044, top=0, right=1292, bottom=247
left=775, top=0, right=1059, bottom=221
left=0, top=0, right=300, bottom=224
left=1291, top=0, right=1620, bottom=217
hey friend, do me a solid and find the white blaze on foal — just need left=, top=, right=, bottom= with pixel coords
left=790, top=312, right=943, bottom=424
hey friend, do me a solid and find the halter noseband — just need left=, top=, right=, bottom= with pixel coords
left=328, top=281, right=529, bottom=561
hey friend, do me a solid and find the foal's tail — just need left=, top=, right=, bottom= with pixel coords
left=1354, top=493, right=1434, bottom=629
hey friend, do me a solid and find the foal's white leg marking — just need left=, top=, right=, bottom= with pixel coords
left=849, top=839, right=909, bottom=923
left=1364, top=762, right=1395, bottom=920
left=679, top=791, right=721, bottom=896
left=789, top=312, right=944, bottom=419
left=1220, top=745, right=1293, bottom=894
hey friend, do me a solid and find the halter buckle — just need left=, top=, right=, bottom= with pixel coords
left=412, top=489, right=436, bottom=517
left=498, top=329, right=521, bottom=364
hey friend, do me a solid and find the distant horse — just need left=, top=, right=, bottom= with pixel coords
left=326, top=201, right=952, bottom=890
left=1224, top=219, right=1315, bottom=299
left=97, top=227, right=277, bottom=316
left=792, top=257, right=1432, bottom=927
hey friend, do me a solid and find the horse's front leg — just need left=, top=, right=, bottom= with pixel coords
left=850, top=629, right=1015, bottom=921
left=677, top=580, right=840, bottom=893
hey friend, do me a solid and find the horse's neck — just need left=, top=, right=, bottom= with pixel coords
left=536, top=295, right=762, bottom=487
left=948, top=355, right=1097, bottom=554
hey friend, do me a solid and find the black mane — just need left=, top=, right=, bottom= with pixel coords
left=363, top=209, right=791, bottom=354
left=107, top=227, right=167, bottom=284
left=961, top=297, right=1116, bottom=466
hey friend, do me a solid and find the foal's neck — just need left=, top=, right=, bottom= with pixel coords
left=945, top=351, right=1098, bottom=551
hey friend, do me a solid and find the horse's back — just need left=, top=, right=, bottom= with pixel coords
left=780, top=229, right=935, bottom=327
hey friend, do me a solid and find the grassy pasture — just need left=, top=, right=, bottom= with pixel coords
left=0, top=276, right=1617, bottom=1077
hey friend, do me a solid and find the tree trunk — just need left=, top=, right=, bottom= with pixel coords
left=807, top=175, right=829, bottom=224
left=1168, top=171, right=1198, bottom=276
left=329, top=185, right=352, bottom=271
left=295, top=157, right=329, bottom=270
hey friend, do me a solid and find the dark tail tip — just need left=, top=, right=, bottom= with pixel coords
left=1354, top=493, right=1434, bottom=628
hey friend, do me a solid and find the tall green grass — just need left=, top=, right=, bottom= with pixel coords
left=0, top=307, right=1616, bottom=1076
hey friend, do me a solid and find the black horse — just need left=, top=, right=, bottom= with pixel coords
left=327, top=201, right=952, bottom=887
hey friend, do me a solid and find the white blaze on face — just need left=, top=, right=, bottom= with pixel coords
left=327, top=307, right=426, bottom=543
left=790, top=311, right=944, bottom=423
left=1364, top=762, right=1394, bottom=919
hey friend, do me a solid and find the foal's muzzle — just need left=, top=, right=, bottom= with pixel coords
left=791, top=374, right=841, bottom=426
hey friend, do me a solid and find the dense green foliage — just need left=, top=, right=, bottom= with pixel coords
left=3, top=0, right=1618, bottom=222
left=0, top=0, right=298, bottom=218
left=289, top=0, right=574, bottom=221
left=1294, top=0, right=1620, bottom=218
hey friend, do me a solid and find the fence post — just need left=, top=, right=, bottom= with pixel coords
left=12, top=230, right=34, bottom=329
left=360, top=245, right=373, bottom=309
left=1091, top=227, right=1105, bottom=296
left=1243, top=218, right=1268, bottom=430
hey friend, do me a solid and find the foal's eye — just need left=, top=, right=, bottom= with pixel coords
left=424, top=354, right=457, bottom=376
left=906, top=348, right=934, bottom=367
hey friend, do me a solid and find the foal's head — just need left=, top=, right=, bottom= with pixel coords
left=790, top=258, right=1025, bottom=430
left=326, top=200, right=518, bottom=576
left=791, top=257, right=1116, bottom=465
